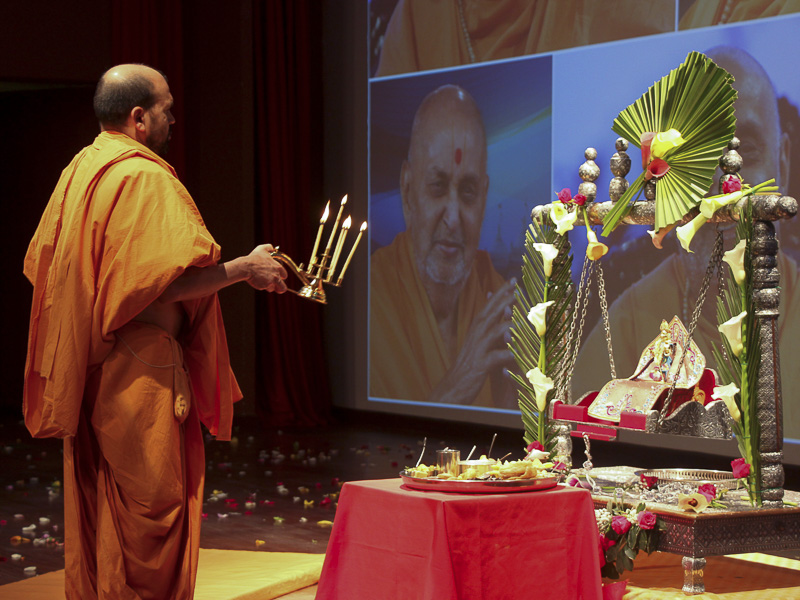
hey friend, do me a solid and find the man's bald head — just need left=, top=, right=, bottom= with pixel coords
left=408, top=85, right=487, bottom=170
left=93, top=64, right=166, bottom=128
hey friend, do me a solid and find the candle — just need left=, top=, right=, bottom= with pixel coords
left=323, top=194, right=347, bottom=258
left=307, top=201, right=330, bottom=272
left=336, top=221, right=367, bottom=283
left=328, top=216, right=351, bottom=278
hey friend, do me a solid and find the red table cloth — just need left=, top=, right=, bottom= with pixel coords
left=317, top=478, right=602, bottom=600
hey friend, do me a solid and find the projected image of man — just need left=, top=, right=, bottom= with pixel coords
left=370, top=85, right=515, bottom=408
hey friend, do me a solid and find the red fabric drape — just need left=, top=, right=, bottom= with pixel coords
left=110, top=0, right=186, bottom=179
left=252, top=0, right=332, bottom=426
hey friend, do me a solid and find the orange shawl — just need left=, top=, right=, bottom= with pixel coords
left=23, top=131, right=241, bottom=440
left=369, top=231, right=504, bottom=407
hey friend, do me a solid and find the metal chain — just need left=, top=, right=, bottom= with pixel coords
left=555, top=255, right=593, bottom=402
left=658, top=231, right=725, bottom=424
left=596, top=261, right=617, bottom=379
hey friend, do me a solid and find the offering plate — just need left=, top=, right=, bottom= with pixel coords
left=399, top=471, right=559, bottom=494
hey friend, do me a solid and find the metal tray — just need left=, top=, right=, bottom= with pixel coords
left=642, top=468, right=738, bottom=490
left=399, top=471, right=559, bottom=494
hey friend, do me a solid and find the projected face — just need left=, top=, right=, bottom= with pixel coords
left=401, top=87, right=489, bottom=300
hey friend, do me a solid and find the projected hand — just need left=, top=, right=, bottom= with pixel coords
left=430, top=278, right=516, bottom=406
left=246, top=244, right=288, bottom=294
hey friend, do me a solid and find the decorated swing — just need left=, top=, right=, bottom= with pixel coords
left=509, top=51, right=800, bottom=593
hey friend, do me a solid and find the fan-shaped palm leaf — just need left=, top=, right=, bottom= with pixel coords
left=602, top=52, right=737, bottom=236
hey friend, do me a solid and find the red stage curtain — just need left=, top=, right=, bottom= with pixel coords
left=252, top=0, right=332, bottom=427
left=110, top=0, right=186, bottom=179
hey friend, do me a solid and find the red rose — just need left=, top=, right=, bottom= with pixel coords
left=637, top=511, right=657, bottom=530
left=573, top=193, right=587, bottom=206
left=526, top=441, right=545, bottom=452
left=723, top=178, right=742, bottom=194
left=599, top=533, right=616, bottom=551
left=731, top=458, right=751, bottom=479
left=698, top=483, right=717, bottom=502
left=640, top=473, right=658, bottom=489
left=557, top=188, right=572, bottom=204
left=611, top=515, right=631, bottom=535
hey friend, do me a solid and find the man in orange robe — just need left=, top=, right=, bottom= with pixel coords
left=369, top=85, right=515, bottom=408
left=23, top=64, right=288, bottom=599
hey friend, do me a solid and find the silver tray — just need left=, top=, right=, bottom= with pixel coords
left=399, top=471, right=559, bottom=494
left=642, top=468, right=738, bottom=490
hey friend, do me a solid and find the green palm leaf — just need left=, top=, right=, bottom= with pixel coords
left=509, top=219, right=573, bottom=450
left=603, top=52, right=737, bottom=235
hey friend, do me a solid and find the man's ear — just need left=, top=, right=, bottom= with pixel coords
left=400, top=159, right=411, bottom=227
left=132, top=106, right=146, bottom=133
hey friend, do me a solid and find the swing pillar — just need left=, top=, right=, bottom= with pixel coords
left=752, top=217, right=785, bottom=506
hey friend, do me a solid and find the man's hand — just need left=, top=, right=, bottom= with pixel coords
left=430, top=278, right=516, bottom=406
left=244, top=244, right=288, bottom=294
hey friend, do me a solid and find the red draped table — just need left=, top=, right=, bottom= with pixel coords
left=316, top=478, right=603, bottom=600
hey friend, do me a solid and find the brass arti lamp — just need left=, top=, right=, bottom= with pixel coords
left=269, top=194, right=367, bottom=304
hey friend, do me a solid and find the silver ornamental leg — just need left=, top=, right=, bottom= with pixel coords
left=682, top=555, right=706, bottom=595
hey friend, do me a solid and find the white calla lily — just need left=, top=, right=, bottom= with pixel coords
left=723, top=239, right=747, bottom=285
left=527, top=301, right=555, bottom=336
left=699, top=191, right=745, bottom=219
left=550, top=202, right=578, bottom=235
left=675, top=214, right=708, bottom=253
left=718, top=311, right=747, bottom=357
left=650, top=128, right=685, bottom=159
left=585, top=230, right=608, bottom=261
left=526, top=367, right=554, bottom=413
left=712, top=382, right=741, bottom=423
left=532, top=243, right=558, bottom=278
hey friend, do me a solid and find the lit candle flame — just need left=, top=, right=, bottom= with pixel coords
left=359, top=221, right=367, bottom=232
left=320, top=202, right=330, bottom=223
left=342, top=216, right=352, bottom=229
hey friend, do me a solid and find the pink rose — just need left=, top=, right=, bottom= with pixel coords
left=698, top=483, right=717, bottom=502
left=557, top=188, right=572, bottom=204
left=732, top=458, right=751, bottom=479
left=637, top=511, right=657, bottom=530
left=573, top=193, right=587, bottom=206
left=526, top=441, right=545, bottom=452
left=723, top=178, right=742, bottom=194
left=611, top=515, right=631, bottom=535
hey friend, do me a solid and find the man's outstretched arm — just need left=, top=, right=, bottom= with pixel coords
left=159, top=244, right=288, bottom=303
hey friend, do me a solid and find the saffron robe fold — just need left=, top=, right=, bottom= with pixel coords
left=375, top=0, right=674, bottom=77
left=23, top=131, right=242, bottom=599
left=23, top=130, right=241, bottom=441
left=369, top=231, right=505, bottom=407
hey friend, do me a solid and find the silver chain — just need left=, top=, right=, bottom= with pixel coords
left=555, top=255, right=592, bottom=401
left=596, top=261, right=616, bottom=379
left=658, top=231, right=725, bottom=424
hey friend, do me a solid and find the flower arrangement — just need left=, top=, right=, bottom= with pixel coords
left=677, top=482, right=728, bottom=513
left=550, top=187, right=608, bottom=261
left=508, top=220, right=573, bottom=452
left=710, top=199, right=762, bottom=506
left=602, top=52, right=738, bottom=238
left=595, top=498, right=664, bottom=579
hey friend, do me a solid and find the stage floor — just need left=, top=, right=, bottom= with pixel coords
left=1, top=408, right=799, bottom=593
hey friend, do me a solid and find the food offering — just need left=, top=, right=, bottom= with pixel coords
left=400, top=445, right=560, bottom=493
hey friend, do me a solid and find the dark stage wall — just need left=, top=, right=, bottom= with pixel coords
left=0, top=3, right=261, bottom=414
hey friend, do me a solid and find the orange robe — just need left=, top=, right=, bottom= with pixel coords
left=369, top=231, right=505, bottom=407
left=679, top=0, right=800, bottom=28
left=23, top=131, right=242, bottom=599
left=375, top=0, right=674, bottom=77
